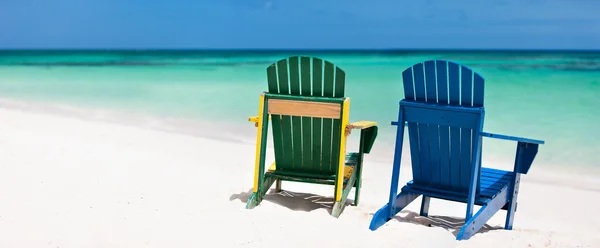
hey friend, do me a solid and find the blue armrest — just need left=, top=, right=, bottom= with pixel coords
left=480, top=132, right=545, bottom=145
left=481, top=132, right=545, bottom=175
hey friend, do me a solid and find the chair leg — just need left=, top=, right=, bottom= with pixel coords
left=275, top=179, right=282, bottom=193
left=457, top=185, right=510, bottom=240
left=420, top=196, right=431, bottom=217
left=246, top=176, right=276, bottom=209
left=353, top=183, right=361, bottom=206
left=369, top=189, right=420, bottom=231
left=505, top=173, right=521, bottom=230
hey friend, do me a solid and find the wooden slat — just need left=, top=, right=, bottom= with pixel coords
left=334, top=67, right=345, bottom=97
left=402, top=105, right=481, bottom=129
left=473, top=73, right=484, bottom=107
left=312, top=58, right=323, bottom=96
left=413, top=63, right=426, bottom=102
left=322, top=118, right=333, bottom=173
left=424, top=61, right=437, bottom=103
left=300, top=57, right=312, bottom=96
left=267, top=64, right=287, bottom=172
left=321, top=61, right=336, bottom=173
left=323, top=61, right=335, bottom=97
left=267, top=99, right=341, bottom=119
left=276, top=59, right=290, bottom=94
left=288, top=57, right=303, bottom=170
left=436, top=61, right=451, bottom=186
left=289, top=57, right=301, bottom=95
left=448, top=62, right=463, bottom=191
left=424, top=61, right=441, bottom=186
left=448, top=62, right=461, bottom=106
left=300, top=57, right=313, bottom=171
left=403, top=67, right=422, bottom=184
left=311, top=58, right=324, bottom=172
left=412, top=63, right=431, bottom=185
left=460, top=66, right=474, bottom=191
left=461, top=67, right=473, bottom=107
left=402, top=68, right=415, bottom=100
left=436, top=60, right=449, bottom=104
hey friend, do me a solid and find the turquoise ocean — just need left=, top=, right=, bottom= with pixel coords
left=0, top=50, right=598, bottom=174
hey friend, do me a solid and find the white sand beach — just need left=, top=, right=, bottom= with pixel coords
left=1, top=106, right=599, bottom=248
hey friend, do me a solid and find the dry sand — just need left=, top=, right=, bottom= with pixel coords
left=0, top=107, right=599, bottom=248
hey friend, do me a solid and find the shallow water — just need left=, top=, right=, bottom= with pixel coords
left=0, top=50, right=598, bottom=171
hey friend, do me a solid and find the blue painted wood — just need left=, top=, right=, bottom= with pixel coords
left=412, top=63, right=426, bottom=102
left=403, top=68, right=423, bottom=184
left=424, top=61, right=442, bottom=186
left=457, top=184, right=510, bottom=240
left=370, top=189, right=421, bottom=231
left=387, top=107, right=406, bottom=218
left=505, top=173, right=521, bottom=230
left=420, top=196, right=431, bottom=217
left=466, top=117, right=484, bottom=220
left=447, top=62, right=462, bottom=190
left=370, top=60, right=545, bottom=240
left=402, top=68, right=415, bottom=100
left=401, top=103, right=481, bottom=129
left=411, top=63, right=431, bottom=185
left=435, top=61, right=451, bottom=187
left=436, top=60, right=449, bottom=104
left=515, top=142, right=539, bottom=174
left=459, top=66, right=474, bottom=191
left=473, top=73, right=485, bottom=107
left=481, top=132, right=545, bottom=145
left=459, top=87, right=474, bottom=192
left=424, top=61, right=437, bottom=103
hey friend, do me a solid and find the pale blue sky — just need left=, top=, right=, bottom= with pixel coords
left=1, top=0, right=599, bottom=49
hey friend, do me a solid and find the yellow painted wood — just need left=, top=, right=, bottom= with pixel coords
left=249, top=115, right=272, bottom=127
left=268, top=162, right=276, bottom=172
left=253, top=94, right=266, bottom=192
left=344, top=166, right=354, bottom=179
left=348, top=120, right=378, bottom=129
left=335, top=98, right=351, bottom=202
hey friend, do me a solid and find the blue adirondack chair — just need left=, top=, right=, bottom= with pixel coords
left=368, top=60, right=545, bottom=240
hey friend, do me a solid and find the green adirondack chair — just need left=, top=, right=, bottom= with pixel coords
left=246, top=56, right=379, bottom=217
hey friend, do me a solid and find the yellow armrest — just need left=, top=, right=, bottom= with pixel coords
left=348, top=120, right=377, bottom=129
left=248, top=115, right=272, bottom=127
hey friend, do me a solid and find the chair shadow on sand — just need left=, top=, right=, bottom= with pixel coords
left=229, top=188, right=354, bottom=215
left=385, top=210, right=505, bottom=237
left=231, top=189, right=503, bottom=238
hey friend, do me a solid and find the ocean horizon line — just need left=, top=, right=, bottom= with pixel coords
left=1, top=48, right=600, bottom=54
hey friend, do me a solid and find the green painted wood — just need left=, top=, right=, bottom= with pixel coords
left=266, top=56, right=344, bottom=176
left=331, top=103, right=343, bottom=200
left=321, top=60, right=336, bottom=174
left=312, top=58, right=323, bottom=97
left=245, top=176, right=276, bottom=209
left=288, top=57, right=303, bottom=170
left=274, top=59, right=295, bottom=171
left=334, top=67, right=345, bottom=97
left=267, top=174, right=336, bottom=185
left=266, top=65, right=287, bottom=171
left=321, top=118, right=334, bottom=173
left=289, top=57, right=301, bottom=95
left=300, top=57, right=313, bottom=171
left=311, top=58, right=324, bottom=174
left=323, top=61, right=335, bottom=97
left=332, top=163, right=357, bottom=218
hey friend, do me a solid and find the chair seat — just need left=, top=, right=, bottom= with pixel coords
left=265, top=152, right=360, bottom=184
left=405, top=167, right=513, bottom=207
